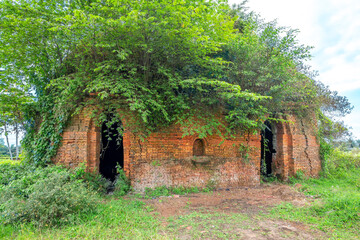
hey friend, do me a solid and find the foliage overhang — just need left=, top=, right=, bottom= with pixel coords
left=0, top=0, right=352, bottom=165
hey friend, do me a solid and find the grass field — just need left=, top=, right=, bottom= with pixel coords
left=1, top=149, right=359, bottom=239
left=0, top=198, right=165, bottom=240
left=273, top=169, right=360, bottom=239
left=272, top=149, right=360, bottom=239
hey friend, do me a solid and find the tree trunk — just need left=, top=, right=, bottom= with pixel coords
left=4, top=124, right=13, bottom=160
left=15, top=122, right=19, bottom=160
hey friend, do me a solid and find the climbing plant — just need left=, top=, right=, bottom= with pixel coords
left=0, top=0, right=352, bottom=165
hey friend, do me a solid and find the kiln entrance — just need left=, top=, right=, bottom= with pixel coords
left=261, top=121, right=275, bottom=177
left=99, top=120, right=124, bottom=182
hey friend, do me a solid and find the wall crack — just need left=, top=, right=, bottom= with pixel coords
left=300, top=119, right=313, bottom=176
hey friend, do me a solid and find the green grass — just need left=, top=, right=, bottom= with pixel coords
left=272, top=168, right=360, bottom=239
left=0, top=158, right=17, bottom=164
left=166, top=211, right=251, bottom=239
left=143, top=185, right=213, bottom=199
left=0, top=198, right=166, bottom=240
left=1, top=148, right=358, bottom=239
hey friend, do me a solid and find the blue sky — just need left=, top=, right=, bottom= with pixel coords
left=230, top=0, right=360, bottom=139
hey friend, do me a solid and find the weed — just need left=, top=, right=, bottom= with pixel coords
left=0, top=199, right=164, bottom=239
left=261, top=173, right=279, bottom=183
left=144, top=185, right=205, bottom=198
left=151, top=160, right=161, bottom=166
left=145, top=186, right=171, bottom=198
left=112, top=164, right=131, bottom=196
left=166, top=211, right=250, bottom=239
left=288, top=170, right=305, bottom=184
left=74, top=162, right=110, bottom=194
left=272, top=149, right=360, bottom=239
left=295, top=170, right=305, bottom=180
left=205, top=179, right=216, bottom=191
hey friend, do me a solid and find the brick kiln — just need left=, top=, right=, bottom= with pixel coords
left=53, top=110, right=321, bottom=191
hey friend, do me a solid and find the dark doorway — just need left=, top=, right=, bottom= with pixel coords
left=261, top=121, right=275, bottom=177
left=99, top=120, right=124, bottom=182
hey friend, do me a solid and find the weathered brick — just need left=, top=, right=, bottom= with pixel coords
left=53, top=109, right=321, bottom=191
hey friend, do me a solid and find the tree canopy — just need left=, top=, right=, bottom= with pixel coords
left=0, top=0, right=352, bottom=164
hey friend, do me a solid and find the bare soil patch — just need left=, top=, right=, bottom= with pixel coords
left=140, top=183, right=327, bottom=239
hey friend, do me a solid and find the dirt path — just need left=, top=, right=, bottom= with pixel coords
left=141, top=184, right=327, bottom=239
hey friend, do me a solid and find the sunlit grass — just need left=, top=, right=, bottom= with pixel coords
left=271, top=151, right=360, bottom=239
left=0, top=198, right=166, bottom=240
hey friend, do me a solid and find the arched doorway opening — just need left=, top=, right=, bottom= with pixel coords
left=99, top=119, right=124, bottom=182
left=261, top=120, right=276, bottom=177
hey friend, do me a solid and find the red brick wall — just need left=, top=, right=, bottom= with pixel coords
left=53, top=112, right=100, bottom=170
left=287, top=115, right=321, bottom=177
left=126, top=126, right=261, bottom=191
left=271, top=115, right=321, bottom=180
left=53, top=110, right=321, bottom=190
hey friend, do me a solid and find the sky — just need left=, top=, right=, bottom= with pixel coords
left=229, top=0, right=360, bottom=139
left=2, top=0, right=360, bottom=145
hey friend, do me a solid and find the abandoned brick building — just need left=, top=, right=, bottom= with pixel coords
left=53, top=109, right=321, bottom=191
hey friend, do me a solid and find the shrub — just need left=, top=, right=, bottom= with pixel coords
left=325, top=149, right=360, bottom=179
left=73, top=163, right=111, bottom=194
left=0, top=166, right=99, bottom=227
left=145, top=186, right=171, bottom=198
left=0, top=159, right=24, bottom=185
left=112, top=165, right=131, bottom=197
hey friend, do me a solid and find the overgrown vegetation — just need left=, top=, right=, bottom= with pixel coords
left=0, top=1, right=357, bottom=239
left=0, top=0, right=352, bottom=166
left=275, top=149, right=360, bottom=238
left=143, top=185, right=215, bottom=199
left=0, top=162, right=99, bottom=227
left=1, top=149, right=359, bottom=239
left=1, top=199, right=164, bottom=240
left=112, top=164, right=132, bottom=197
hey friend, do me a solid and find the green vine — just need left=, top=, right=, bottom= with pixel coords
left=0, top=0, right=352, bottom=166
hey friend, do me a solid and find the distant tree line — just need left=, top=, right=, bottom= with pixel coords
left=0, top=138, right=18, bottom=159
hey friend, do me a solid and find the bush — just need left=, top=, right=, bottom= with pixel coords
left=73, top=163, right=111, bottom=194
left=325, top=148, right=360, bottom=179
left=112, top=165, right=131, bottom=197
left=0, top=159, right=24, bottom=185
left=0, top=166, right=99, bottom=227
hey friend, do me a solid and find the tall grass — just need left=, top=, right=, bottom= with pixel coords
left=0, top=160, right=164, bottom=239
left=274, top=148, right=360, bottom=239
left=0, top=199, right=165, bottom=240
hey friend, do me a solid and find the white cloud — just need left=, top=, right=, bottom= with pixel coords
left=230, top=0, right=360, bottom=138
left=311, top=1, right=360, bottom=92
left=231, top=0, right=321, bottom=48
left=319, top=57, right=360, bottom=91
left=230, top=0, right=360, bottom=92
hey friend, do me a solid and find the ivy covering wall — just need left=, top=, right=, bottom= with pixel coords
left=0, top=0, right=352, bottom=165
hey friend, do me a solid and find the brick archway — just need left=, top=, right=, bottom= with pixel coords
left=84, top=117, right=131, bottom=178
